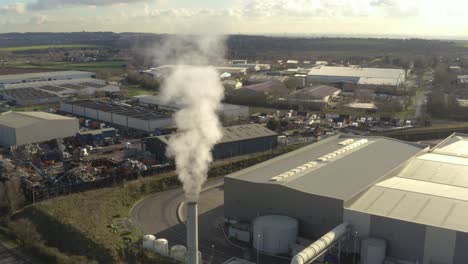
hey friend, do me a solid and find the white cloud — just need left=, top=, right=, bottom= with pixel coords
left=0, top=3, right=26, bottom=14
left=26, top=0, right=150, bottom=11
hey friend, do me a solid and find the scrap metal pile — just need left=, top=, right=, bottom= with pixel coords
left=0, top=158, right=35, bottom=182
left=62, top=165, right=98, bottom=184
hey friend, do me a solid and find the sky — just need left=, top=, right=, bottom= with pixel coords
left=0, top=0, right=467, bottom=38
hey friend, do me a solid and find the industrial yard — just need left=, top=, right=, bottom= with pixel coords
left=1, top=28, right=468, bottom=264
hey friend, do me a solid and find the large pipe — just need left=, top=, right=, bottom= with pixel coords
left=186, top=202, right=199, bottom=264
left=291, top=223, right=349, bottom=264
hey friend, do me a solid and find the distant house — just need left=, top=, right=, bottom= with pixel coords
left=457, top=75, right=468, bottom=86
left=285, top=85, right=341, bottom=110
left=344, top=102, right=378, bottom=112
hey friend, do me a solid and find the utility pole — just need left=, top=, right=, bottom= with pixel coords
left=256, top=234, right=261, bottom=264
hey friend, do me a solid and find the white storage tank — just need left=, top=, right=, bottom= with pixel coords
left=170, top=245, right=187, bottom=262
left=142, top=235, right=156, bottom=250
left=253, top=215, right=298, bottom=255
left=153, top=238, right=169, bottom=256
left=361, top=238, right=386, bottom=264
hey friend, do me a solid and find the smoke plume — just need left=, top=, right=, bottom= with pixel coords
left=158, top=36, right=225, bottom=202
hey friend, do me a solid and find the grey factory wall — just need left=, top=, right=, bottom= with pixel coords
left=454, top=232, right=468, bottom=264
left=212, top=136, right=278, bottom=159
left=15, top=118, right=79, bottom=146
left=224, top=177, right=344, bottom=239
left=370, top=215, right=426, bottom=262
left=0, top=125, right=16, bottom=147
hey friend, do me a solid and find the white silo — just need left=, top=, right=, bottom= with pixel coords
left=153, top=238, right=169, bottom=256
left=170, top=245, right=187, bottom=262
left=253, top=215, right=298, bottom=255
left=361, top=238, right=386, bottom=264
left=142, top=235, right=156, bottom=250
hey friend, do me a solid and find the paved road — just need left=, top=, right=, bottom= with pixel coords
left=131, top=177, right=290, bottom=264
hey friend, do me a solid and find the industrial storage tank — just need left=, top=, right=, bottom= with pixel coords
left=142, top=235, right=156, bottom=250
left=361, top=238, right=386, bottom=264
left=153, top=238, right=169, bottom=256
left=170, top=245, right=187, bottom=262
left=253, top=215, right=298, bottom=255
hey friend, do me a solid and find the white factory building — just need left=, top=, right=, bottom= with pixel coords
left=134, top=95, right=250, bottom=119
left=306, top=66, right=406, bottom=92
left=0, top=71, right=118, bottom=106
left=60, top=100, right=173, bottom=133
left=225, top=133, right=468, bottom=264
left=0, top=111, right=79, bottom=147
left=0, top=71, right=95, bottom=86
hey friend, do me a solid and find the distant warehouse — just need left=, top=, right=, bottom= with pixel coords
left=3, top=78, right=119, bottom=99
left=60, top=100, right=173, bottom=134
left=307, top=66, right=406, bottom=92
left=0, top=71, right=95, bottom=86
left=134, top=95, right=250, bottom=119
left=284, top=85, right=341, bottom=110
left=0, top=111, right=79, bottom=147
left=145, top=124, right=278, bottom=162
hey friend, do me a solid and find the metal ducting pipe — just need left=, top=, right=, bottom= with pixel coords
left=291, top=222, right=349, bottom=264
left=187, top=202, right=199, bottom=264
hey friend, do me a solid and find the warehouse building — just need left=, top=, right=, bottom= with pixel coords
left=60, top=100, right=173, bottom=134
left=3, top=78, right=119, bottom=99
left=0, top=71, right=95, bottom=85
left=284, top=85, right=341, bottom=110
left=0, top=87, right=60, bottom=106
left=307, top=66, right=406, bottom=92
left=145, top=124, right=278, bottom=162
left=225, top=133, right=468, bottom=263
left=0, top=111, right=79, bottom=147
left=134, top=95, right=250, bottom=119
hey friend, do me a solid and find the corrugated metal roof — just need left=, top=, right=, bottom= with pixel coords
left=152, top=124, right=277, bottom=145
left=287, top=85, right=340, bottom=100
left=226, top=134, right=426, bottom=200
left=307, top=66, right=405, bottom=79
left=346, top=133, right=468, bottom=233
left=0, top=111, right=75, bottom=128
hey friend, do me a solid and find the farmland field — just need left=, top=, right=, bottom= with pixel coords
left=4, top=60, right=127, bottom=71
left=0, top=44, right=101, bottom=52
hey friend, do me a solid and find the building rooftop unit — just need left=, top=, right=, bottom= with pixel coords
left=0, top=111, right=75, bottom=128
left=226, top=134, right=426, bottom=201
left=308, top=66, right=405, bottom=80
left=345, top=102, right=378, bottom=110
left=346, top=133, right=468, bottom=233
left=64, top=100, right=171, bottom=121
left=153, top=123, right=277, bottom=145
left=458, top=75, right=468, bottom=84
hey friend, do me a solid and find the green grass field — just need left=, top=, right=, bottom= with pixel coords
left=12, top=103, right=60, bottom=112
left=5, top=61, right=126, bottom=71
left=8, top=143, right=308, bottom=262
left=121, top=85, right=157, bottom=97
left=0, top=45, right=101, bottom=52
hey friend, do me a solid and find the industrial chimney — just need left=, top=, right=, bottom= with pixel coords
left=186, top=202, right=199, bottom=264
